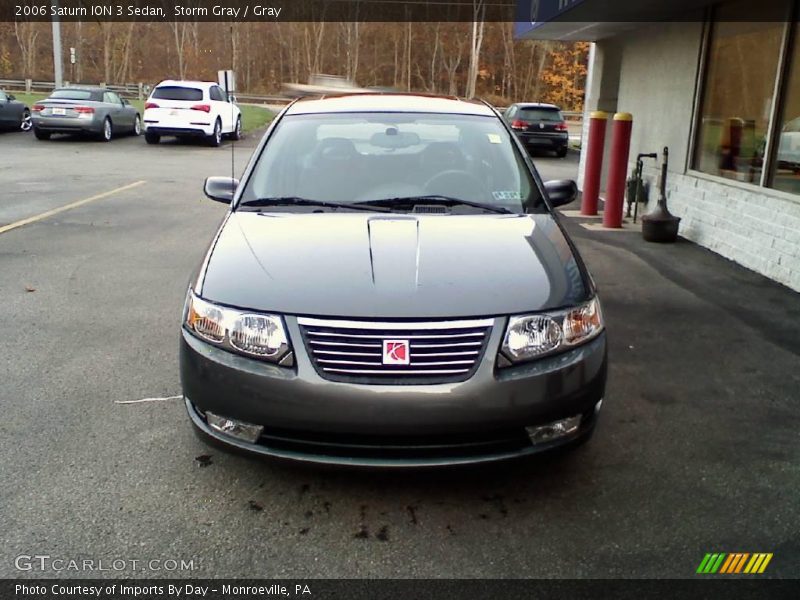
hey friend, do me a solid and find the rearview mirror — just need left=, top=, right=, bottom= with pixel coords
left=204, top=176, right=239, bottom=204
left=544, top=179, right=578, bottom=208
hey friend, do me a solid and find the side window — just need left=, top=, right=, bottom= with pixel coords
left=505, top=106, right=516, bottom=121
left=0, top=91, right=7, bottom=102
left=210, top=86, right=225, bottom=102
left=103, top=92, right=121, bottom=104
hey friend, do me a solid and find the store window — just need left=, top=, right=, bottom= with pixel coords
left=771, top=25, right=800, bottom=193
left=693, top=1, right=786, bottom=184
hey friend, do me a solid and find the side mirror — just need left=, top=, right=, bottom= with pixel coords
left=121, top=98, right=129, bottom=106
left=204, top=176, right=239, bottom=204
left=7, top=94, right=15, bottom=101
left=544, top=179, right=578, bottom=208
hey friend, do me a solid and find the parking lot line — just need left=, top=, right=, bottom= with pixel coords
left=0, top=180, right=147, bottom=236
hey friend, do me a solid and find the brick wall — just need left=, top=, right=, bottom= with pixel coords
left=640, top=166, right=800, bottom=292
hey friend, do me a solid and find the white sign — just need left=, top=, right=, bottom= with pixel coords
left=217, top=70, right=236, bottom=95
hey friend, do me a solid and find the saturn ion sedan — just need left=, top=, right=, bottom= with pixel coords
left=181, top=93, right=607, bottom=467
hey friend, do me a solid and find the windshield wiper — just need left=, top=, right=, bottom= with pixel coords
left=352, top=196, right=515, bottom=215
left=238, top=197, right=391, bottom=213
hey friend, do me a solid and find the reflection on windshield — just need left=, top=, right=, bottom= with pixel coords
left=241, top=112, right=541, bottom=212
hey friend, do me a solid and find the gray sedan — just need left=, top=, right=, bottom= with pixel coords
left=0, top=90, right=31, bottom=132
left=31, top=87, right=141, bottom=141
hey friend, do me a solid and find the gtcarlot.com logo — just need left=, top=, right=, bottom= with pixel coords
left=697, top=552, right=773, bottom=575
left=14, top=554, right=197, bottom=573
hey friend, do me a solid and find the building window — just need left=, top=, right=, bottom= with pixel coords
left=771, top=23, right=800, bottom=193
left=693, top=1, right=786, bottom=184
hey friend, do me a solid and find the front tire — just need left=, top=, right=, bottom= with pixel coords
left=132, top=115, right=141, bottom=136
left=20, top=109, right=32, bottom=132
left=100, top=117, right=112, bottom=142
left=208, top=119, right=222, bottom=147
left=144, top=131, right=160, bottom=145
left=33, top=128, right=50, bottom=140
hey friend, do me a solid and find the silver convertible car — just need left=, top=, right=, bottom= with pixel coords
left=182, top=93, right=607, bottom=467
left=31, top=87, right=141, bottom=141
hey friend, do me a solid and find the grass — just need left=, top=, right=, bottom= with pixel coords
left=7, top=92, right=273, bottom=134
left=239, top=104, right=273, bottom=133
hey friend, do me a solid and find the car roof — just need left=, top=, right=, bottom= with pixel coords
left=286, top=93, right=496, bottom=117
left=514, top=103, right=562, bottom=110
left=155, top=80, right=216, bottom=89
left=53, top=87, right=108, bottom=93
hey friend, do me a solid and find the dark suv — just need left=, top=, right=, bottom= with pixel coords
left=505, top=103, right=570, bottom=158
left=181, top=93, right=606, bottom=467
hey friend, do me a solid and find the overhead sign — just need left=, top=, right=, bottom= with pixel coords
left=514, top=0, right=588, bottom=38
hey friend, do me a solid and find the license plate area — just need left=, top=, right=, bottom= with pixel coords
left=52, top=108, right=66, bottom=116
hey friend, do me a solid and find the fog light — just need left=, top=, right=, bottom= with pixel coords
left=206, top=411, right=263, bottom=443
left=526, top=415, right=582, bottom=445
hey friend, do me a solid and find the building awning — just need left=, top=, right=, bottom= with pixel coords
left=514, top=0, right=716, bottom=40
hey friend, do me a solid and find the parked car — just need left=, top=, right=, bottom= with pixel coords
left=504, top=102, right=570, bottom=158
left=0, top=90, right=32, bottom=132
left=31, top=87, right=140, bottom=141
left=143, top=80, right=242, bottom=146
left=181, top=93, right=606, bottom=467
left=777, top=116, right=800, bottom=172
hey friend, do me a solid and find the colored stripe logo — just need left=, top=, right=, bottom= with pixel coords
left=697, top=553, right=773, bottom=574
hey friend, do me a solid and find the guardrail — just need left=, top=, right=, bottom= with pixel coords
left=0, top=78, right=149, bottom=99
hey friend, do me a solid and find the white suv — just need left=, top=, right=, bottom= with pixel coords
left=143, top=80, right=242, bottom=146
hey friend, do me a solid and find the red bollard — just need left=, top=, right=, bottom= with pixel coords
left=581, top=111, right=608, bottom=216
left=603, top=113, right=633, bottom=229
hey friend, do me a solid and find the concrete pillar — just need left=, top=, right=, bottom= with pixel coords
left=578, top=40, right=623, bottom=194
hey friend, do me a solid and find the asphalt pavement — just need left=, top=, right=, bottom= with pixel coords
left=1, top=128, right=798, bottom=580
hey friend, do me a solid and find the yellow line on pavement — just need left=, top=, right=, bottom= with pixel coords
left=0, top=180, right=147, bottom=235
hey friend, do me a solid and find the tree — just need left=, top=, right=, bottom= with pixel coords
left=465, top=0, right=486, bottom=98
left=14, top=21, right=40, bottom=80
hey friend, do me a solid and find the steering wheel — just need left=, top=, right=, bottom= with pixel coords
left=310, top=137, right=358, bottom=166
left=424, top=169, right=488, bottom=200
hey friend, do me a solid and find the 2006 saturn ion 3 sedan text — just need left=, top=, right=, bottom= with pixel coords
left=180, top=93, right=607, bottom=467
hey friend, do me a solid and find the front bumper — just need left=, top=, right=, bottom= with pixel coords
left=180, top=319, right=607, bottom=467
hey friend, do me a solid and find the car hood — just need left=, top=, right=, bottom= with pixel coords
left=199, top=212, right=589, bottom=319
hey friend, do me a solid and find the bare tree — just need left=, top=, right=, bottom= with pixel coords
left=440, top=24, right=466, bottom=96
left=14, top=22, right=40, bottom=80
left=465, top=0, right=486, bottom=98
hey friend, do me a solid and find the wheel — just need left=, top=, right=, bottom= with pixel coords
left=20, top=109, right=32, bottom=132
left=230, top=116, right=242, bottom=141
left=208, top=119, right=222, bottom=147
left=556, top=147, right=568, bottom=158
left=144, top=131, right=160, bottom=145
left=100, top=117, right=112, bottom=142
left=33, top=128, right=50, bottom=140
left=132, top=114, right=141, bottom=136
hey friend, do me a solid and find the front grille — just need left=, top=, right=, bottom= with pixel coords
left=297, top=317, right=494, bottom=384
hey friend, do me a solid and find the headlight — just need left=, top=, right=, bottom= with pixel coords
left=184, top=291, right=291, bottom=363
left=501, top=298, right=604, bottom=364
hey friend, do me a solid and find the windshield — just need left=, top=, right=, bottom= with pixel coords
left=50, top=89, right=94, bottom=101
left=518, top=108, right=563, bottom=122
left=239, top=112, right=541, bottom=212
left=152, top=86, right=204, bottom=101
